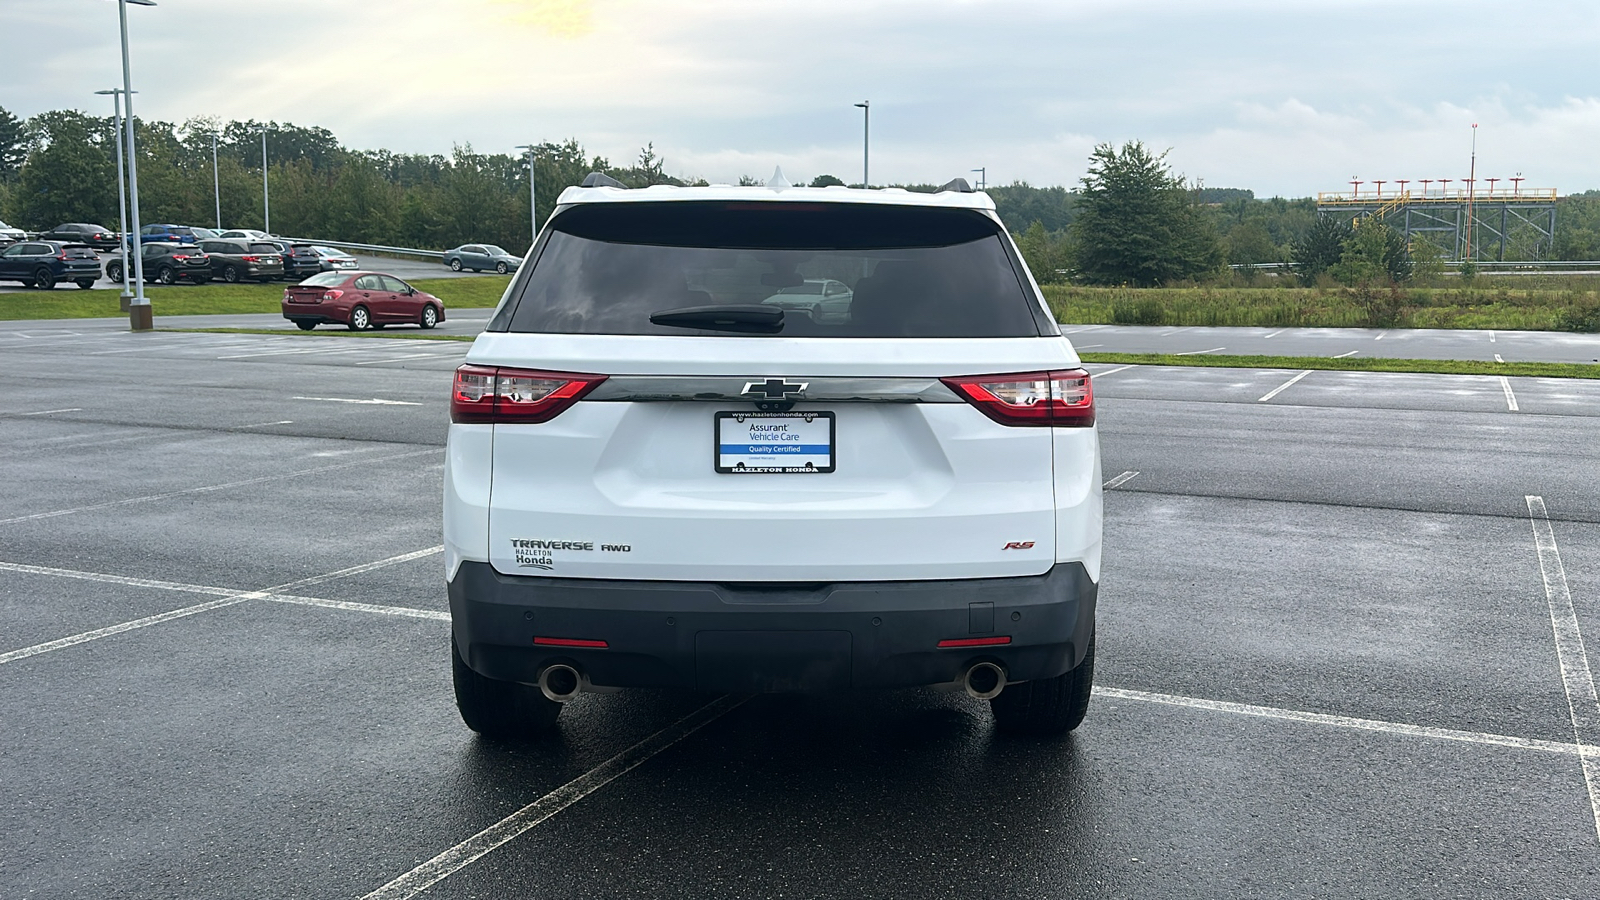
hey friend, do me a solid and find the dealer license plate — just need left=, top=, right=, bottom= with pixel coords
left=715, top=411, right=835, bottom=474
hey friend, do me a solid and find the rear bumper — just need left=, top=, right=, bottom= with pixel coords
left=449, top=560, right=1096, bottom=693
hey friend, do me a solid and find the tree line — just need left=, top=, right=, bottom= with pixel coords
left=2, top=105, right=1596, bottom=282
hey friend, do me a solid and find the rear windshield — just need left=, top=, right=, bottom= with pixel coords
left=299, top=271, right=347, bottom=287
left=499, top=202, right=1048, bottom=338
left=249, top=243, right=279, bottom=254
left=65, top=247, right=99, bottom=259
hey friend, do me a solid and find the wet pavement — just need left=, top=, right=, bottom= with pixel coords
left=2, top=326, right=1597, bottom=898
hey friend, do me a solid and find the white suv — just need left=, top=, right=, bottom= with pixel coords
left=444, top=177, right=1102, bottom=738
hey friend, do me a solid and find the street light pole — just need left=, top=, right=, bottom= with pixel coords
left=515, top=143, right=539, bottom=249
left=212, top=131, right=221, bottom=230
left=971, top=167, right=986, bottom=191
left=118, top=0, right=156, bottom=331
left=96, top=88, right=134, bottom=310
left=854, top=101, right=870, bottom=188
left=260, top=126, right=270, bottom=235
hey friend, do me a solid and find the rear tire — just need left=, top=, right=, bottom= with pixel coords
left=420, top=305, right=438, bottom=329
left=223, top=265, right=240, bottom=283
left=452, top=637, right=560, bottom=739
left=295, top=320, right=317, bottom=331
left=33, top=268, right=55, bottom=290
left=155, top=265, right=176, bottom=285
left=449, top=258, right=463, bottom=272
left=348, top=305, right=370, bottom=331
left=75, top=279, right=95, bottom=290
left=990, top=632, right=1095, bottom=736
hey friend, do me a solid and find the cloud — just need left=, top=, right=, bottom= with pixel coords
left=6, top=0, right=1600, bottom=193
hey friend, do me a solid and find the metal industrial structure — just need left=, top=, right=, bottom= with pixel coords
left=1316, top=181, right=1558, bottom=262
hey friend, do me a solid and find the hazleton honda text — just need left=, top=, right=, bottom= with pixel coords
left=444, top=174, right=1103, bottom=739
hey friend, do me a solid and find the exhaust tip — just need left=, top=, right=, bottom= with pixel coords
left=538, top=664, right=582, bottom=703
left=963, top=661, right=1006, bottom=700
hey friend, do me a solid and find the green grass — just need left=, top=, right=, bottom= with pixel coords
left=1044, top=283, right=1600, bottom=332
left=1079, top=352, right=1600, bottom=380
left=0, top=275, right=511, bottom=321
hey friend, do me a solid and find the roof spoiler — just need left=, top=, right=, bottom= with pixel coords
left=937, top=178, right=975, bottom=193
left=580, top=172, right=627, bottom=189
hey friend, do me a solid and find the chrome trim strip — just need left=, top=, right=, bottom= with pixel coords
left=587, top=376, right=961, bottom=403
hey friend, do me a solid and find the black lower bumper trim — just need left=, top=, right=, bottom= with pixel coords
left=449, top=561, right=1097, bottom=693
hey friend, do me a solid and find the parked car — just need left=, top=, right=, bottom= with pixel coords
left=309, top=245, right=359, bottom=271
left=197, top=238, right=285, bottom=282
left=0, top=240, right=103, bottom=289
left=281, top=270, right=445, bottom=331
left=266, top=241, right=324, bottom=280
left=190, top=226, right=220, bottom=241
left=139, top=223, right=202, bottom=245
left=104, top=242, right=212, bottom=285
left=442, top=180, right=1101, bottom=740
left=761, top=278, right=855, bottom=323
left=0, top=220, right=25, bottom=244
left=39, top=223, right=120, bottom=251
left=444, top=243, right=520, bottom=274
left=218, top=228, right=271, bottom=241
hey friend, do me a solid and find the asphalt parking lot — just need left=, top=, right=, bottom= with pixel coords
left=3, top=322, right=1599, bottom=898
left=1066, top=322, right=1600, bottom=364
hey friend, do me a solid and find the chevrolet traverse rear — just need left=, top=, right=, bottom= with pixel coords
left=445, top=178, right=1102, bottom=738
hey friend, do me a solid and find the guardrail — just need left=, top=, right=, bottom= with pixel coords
left=284, top=238, right=446, bottom=261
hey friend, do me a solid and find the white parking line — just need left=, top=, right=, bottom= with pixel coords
left=1091, top=364, right=1137, bottom=378
left=10, top=408, right=83, bottom=416
left=1495, top=354, right=1505, bottom=363
left=1258, top=370, right=1312, bottom=402
left=1097, top=686, right=1596, bottom=759
left=1525, top=496, right=1600, bottom=843
left=1500, top=376, right=1519, bottom=411
left=354, top=353, right=455, bottom=366
left=1263, top=330, right=1284, bottom=338
left=1374, top=332, right=1386, bottom=340
left=0, top=448, right=439, bottom=526
left=216, top=345, right=364, bottom=360
left=1174, top=347, right=1225, bottom=356
left=1490, top=331, right=1496, bottom=343
left=1102, top=470, right=1139, bottom=489
left=292, top=396, right=423, bottom=406
left=0, top=546, right=442, bottom=666
left=360, top=696, right=747, bottom=900
left=237, top=420, right=294, bottom=428
left=1332, top=350, right=1359, bottom=358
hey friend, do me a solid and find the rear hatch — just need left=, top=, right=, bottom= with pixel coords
left=469, top=201, right=1080, bottom=583
left=62, top=245, right=101, bottom=273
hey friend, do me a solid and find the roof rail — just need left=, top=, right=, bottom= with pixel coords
left=580, top=172, right=627, bottom=189
left=937, top=177, right=975, bottom=193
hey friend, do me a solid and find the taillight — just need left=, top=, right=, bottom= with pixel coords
left=241, top=255, right=259, bottom=262
left=451, top=365, right=607, bottom=424
left=322, top=290, right=343, bottom=302
left=941, top=369, right=1095, bottom=427
left=172, top=254, right=189, bottom=261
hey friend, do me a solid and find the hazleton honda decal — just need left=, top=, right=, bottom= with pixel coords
left=1002, top=541, right=1036, bottom=550
left=510, top=538, right=629, bottom=570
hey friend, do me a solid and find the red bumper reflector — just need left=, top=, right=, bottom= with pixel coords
left=937, top=636, right=1012, bottom=648
left=533, top=636, right=609, bottom=649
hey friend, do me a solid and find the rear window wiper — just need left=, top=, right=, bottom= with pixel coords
left=648, top=304, right=784, bottom=334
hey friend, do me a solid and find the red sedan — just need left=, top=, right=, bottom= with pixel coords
left=282, top=271, right=446, bottom=331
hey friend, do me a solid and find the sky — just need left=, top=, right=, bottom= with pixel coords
left=6, top=0, right=1600, bottom=196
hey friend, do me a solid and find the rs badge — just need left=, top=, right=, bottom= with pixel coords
left=1002, top=541, right=1035, bottom=550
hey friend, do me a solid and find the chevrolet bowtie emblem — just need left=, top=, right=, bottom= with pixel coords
left=742, top=377, right=808, bottom=399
